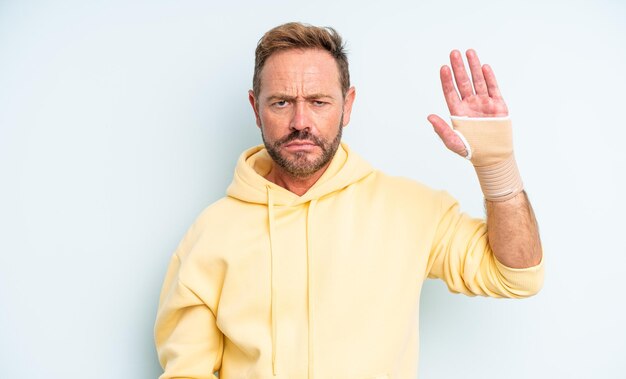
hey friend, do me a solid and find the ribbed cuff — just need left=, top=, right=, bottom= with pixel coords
left=494, top=257, right=544, bottom=298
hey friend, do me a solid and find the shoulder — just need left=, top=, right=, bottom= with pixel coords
left=368, top=170, right=445, bottom=200
left=174, top=197, right=259, bottom=259
left=347, top=171, right=464, bottom=234
left=191, top=196, right=262, bottom=232
left=360, top=170, right=457, bottom=214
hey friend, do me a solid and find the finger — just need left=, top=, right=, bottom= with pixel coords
left=466, top=49, right=488, bottom=95
left=427, top=114, right=467, bottom=157
left=449, top=50, right=474, bottom=99
left=482, top=64, right=503, bottom=99
left=439, top=65, right=462, bottom=115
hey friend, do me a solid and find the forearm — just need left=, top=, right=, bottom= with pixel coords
left=486, top=190, right=542, bottom=268
left=428, top=49, right=543, bottom=271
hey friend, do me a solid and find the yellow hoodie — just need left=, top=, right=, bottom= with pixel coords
left=155, top=143, right=544, bottom=379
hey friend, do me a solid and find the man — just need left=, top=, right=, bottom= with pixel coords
left=154, top=22, right=543, bottom=379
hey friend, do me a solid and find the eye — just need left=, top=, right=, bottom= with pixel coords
left=273, top=100, right=289, bottom=108
left=312, top=100, right=327, bottom=107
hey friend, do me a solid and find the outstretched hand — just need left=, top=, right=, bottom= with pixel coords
left=427, top=49, right=509, bottom=157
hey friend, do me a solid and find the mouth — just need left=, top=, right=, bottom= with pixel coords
left=284, top=140, right=317, bottom=147
left=282, top=140, right=319, bottom=152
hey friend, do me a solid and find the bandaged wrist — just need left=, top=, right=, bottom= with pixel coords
left=451, top=116, right=524, bottom=202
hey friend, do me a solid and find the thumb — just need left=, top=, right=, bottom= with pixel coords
left=427, top=114, right=468, bottom=157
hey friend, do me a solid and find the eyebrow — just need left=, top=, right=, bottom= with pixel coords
left=265, top=93, right=336, bottom=102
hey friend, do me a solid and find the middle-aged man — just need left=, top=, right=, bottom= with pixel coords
left=155, top=22, right=544, bottom=379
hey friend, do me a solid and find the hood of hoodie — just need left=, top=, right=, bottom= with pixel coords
left=226, top=142, right=375, bottom=205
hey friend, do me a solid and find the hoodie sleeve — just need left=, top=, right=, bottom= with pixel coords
left=154, top=247, right=224, bottom=378
left=426, top=191, right=544, bottom=298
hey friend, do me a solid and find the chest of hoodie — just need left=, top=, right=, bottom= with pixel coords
left=265, top=192, right=434, bottom=309
left=214, top=186, right=436, bottom=374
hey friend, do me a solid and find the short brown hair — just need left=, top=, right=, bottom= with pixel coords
left=253, top=22, right=350, bottom=98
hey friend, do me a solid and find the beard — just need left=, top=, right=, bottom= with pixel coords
left=262, top=117, right=343, bottom=179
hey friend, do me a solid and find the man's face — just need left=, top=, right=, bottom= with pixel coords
left=249, top=49, right=355, bottom=178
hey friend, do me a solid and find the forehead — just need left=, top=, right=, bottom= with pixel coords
left=259, top=49, right=341, bottom=96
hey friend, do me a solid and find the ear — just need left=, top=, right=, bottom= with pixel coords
left=341, top=86, right=356, bottom=127
left=248, top=90, right=262, bottom=128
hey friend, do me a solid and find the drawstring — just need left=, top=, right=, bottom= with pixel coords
left=266, top=186, right=278, bottom=375
left=266, top=186, right=319, bottom=378
left=306, top=199, right=318, bottom=379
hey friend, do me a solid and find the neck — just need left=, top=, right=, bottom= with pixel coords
left=265, top=161, right=332, bottom=196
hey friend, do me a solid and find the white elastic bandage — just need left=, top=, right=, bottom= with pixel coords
left=452, top=129, right=472, bottom=160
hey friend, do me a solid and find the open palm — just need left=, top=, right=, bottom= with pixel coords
left=427, top=49, right=509, bottom=156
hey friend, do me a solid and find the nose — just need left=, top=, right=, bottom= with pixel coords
left=289, top=101, right=310, bottom=131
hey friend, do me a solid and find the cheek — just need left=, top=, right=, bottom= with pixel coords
left=259, top=112, right=288, bottom=137
left=319, top=111, right=343, bottom=130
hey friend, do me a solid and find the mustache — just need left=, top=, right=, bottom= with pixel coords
left=276, top=130, right=324, bottom=147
